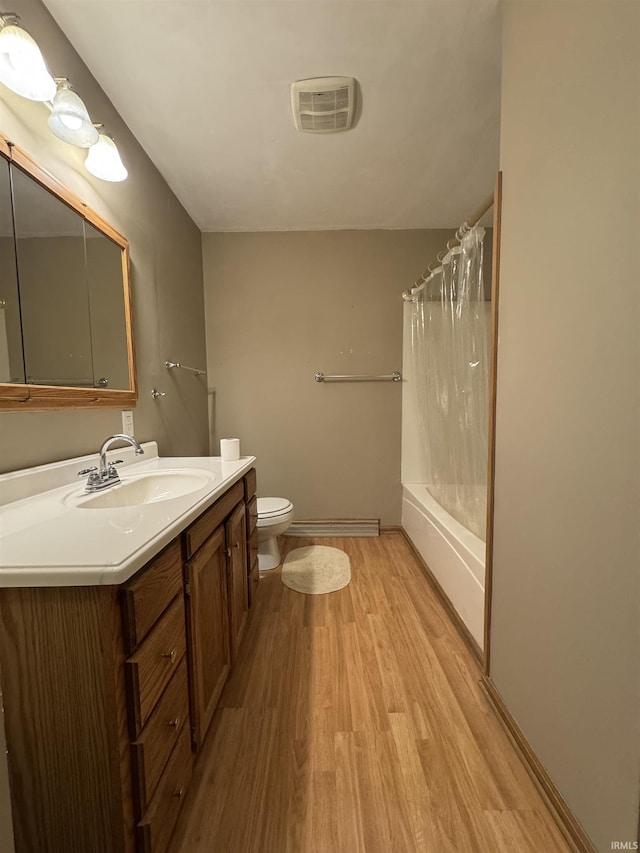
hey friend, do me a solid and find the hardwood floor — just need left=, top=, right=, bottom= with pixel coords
left=169, top=533, right=571, bottom=853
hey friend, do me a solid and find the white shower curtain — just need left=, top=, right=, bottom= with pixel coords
left=411, top=226, right=490, bottom=539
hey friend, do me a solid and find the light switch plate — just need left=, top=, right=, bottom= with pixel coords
left=122, top=410, right=134, bottom=435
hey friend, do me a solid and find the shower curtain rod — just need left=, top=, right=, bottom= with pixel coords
left=402, top=190, right=494, bottom=301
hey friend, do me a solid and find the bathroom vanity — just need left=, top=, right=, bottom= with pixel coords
left=0, top=444, right=259, bottom=853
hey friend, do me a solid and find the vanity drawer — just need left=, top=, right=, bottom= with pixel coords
left=243, top=467, right=257, bottom=501
left=246, top=494, right=258, bottom=536
left=131, top=659, right=189, bottom=818
left=122, top=539, right=183, bottom=654
left=126, top=595, right=187, bottom=737
left=136, top=723, right=193, bottom=853
left=184, top=481, right=244, bottom=559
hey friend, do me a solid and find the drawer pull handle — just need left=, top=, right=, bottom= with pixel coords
left=163, top=648, right=178, bottom=664
left=167, top=717, right=180, bottom=729
left=173, top=787, right=185, bottom=799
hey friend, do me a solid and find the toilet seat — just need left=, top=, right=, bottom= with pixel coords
left=257, top=497, right=293, bottom=521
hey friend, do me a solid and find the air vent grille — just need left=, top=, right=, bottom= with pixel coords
left=291, top=77, right=356, bottom=134
left=300, top=112, right=349, bottom=132
left=298, top=86, right=349, bottom=113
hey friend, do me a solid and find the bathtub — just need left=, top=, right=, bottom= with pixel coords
left=402, top=484, right=486, bottom=649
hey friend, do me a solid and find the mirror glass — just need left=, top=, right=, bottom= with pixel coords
left=85, top=221, right=130, bottom=389
left=0, top=136, right=135, bottom=406
left=0, top=158, right=24, bottom=384
left=12, top=164, right=94, bottom=387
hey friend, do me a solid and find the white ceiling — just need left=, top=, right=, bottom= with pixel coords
left=43, top=0, right=502, bottom=232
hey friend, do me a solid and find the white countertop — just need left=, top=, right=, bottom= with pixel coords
left=0, top=444, right=256, bottom=587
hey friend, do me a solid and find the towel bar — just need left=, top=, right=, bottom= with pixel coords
left=314, top=372, right=401, bottom=383
left=165, top=361, right=206, bottom=376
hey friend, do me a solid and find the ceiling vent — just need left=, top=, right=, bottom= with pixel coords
left=290, top=77, right=356, bottom=134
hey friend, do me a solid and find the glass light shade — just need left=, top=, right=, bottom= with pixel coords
left=48, top=82, right=99, bottom=147
left=0, top=23, right=56, bottom=102
left=85, top=133, right=128, bottom=182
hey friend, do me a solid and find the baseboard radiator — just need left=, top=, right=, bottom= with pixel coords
left=286, top=519, right=380, bottom=537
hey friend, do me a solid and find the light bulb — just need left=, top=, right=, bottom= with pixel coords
left=85, top=133, right=128, bottom=182
left=0, top=21, right=55, bottom=102
left=48, top=79, right=98, bottom=147
left=59, top=113, right=82, bottom=131
left=7, top=44, right=33, bottom=74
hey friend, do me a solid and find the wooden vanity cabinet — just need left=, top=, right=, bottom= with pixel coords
left=136, top=724, right=192, bottom=853
left=244, top=469, right=259, bottom=605
left=121, top=539, right=183, bottom=655
left=226, top=501, right=248, bottom=662
left=0, top=584, right=135, bottom=853
left=183, top=524, right=230, bottom=750
left=181, top=469, right=257, bottom=748
left=130, top=660, right=189, bottom=816
left=0, top=468, right=259, bottom=853
left=121, top=544, right=192, bottom=853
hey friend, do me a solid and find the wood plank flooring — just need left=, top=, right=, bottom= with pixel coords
left=169, top=533, right=571, bottom=853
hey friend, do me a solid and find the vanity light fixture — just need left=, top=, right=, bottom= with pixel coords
left=0, top=13, right=55, bottom=102
left=0, top=13, right=129, bottom=182
left=84, top=128, right=128, bottom=182
left=48, top=78, right=98, bottom=147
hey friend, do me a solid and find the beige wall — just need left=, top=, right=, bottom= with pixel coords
left=0, top=0, right=209, bottom=473
left=203, top=230, right=451, bottom=524
left=491, top=3, right=640, bottom=851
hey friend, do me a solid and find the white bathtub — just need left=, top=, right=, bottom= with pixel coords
left=402, top=484, right=486, bottom=649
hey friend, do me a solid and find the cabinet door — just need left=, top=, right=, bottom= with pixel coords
left=226, top=501, right=248, bottom=662
left=184, top=524, right=230, bottom=750
left=245, top=494, right=259, bottom=607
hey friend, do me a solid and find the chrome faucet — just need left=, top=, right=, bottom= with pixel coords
left=78, top=433, right=144, bottom=492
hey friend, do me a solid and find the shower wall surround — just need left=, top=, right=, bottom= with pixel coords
left=410, top=226, right=490, bottom=540
left=401, top=224, right=493, bottom=650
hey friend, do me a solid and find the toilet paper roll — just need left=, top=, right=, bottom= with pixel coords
left=220, top=438, right=240, bottom=462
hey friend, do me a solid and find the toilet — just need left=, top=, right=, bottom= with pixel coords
left=256, top=497, right=294, bottom=570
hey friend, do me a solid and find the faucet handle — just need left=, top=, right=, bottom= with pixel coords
left=78, top=467, right=97, bottom=477
left=105, top=459, right=124, bottom=481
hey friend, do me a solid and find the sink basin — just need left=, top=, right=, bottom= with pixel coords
left=74, top=470, right=214, bottom=509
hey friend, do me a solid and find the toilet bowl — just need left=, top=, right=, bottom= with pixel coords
left=257, top=497, right=294, bottom=571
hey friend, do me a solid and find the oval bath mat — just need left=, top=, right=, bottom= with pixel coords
left=281, top=545, right=351, bottom=595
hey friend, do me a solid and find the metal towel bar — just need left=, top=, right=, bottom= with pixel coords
left=165, top=361, right=206, bottom=376
left=314, top=371, right=401, bottom=383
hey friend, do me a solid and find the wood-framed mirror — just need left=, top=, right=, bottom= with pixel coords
left=0, top=132, right=136, bottom=410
